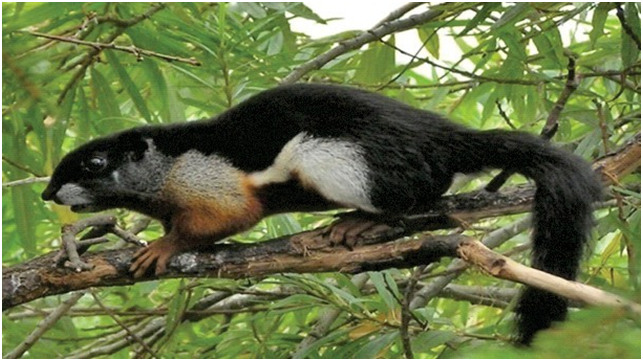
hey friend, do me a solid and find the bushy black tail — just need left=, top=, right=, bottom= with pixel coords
left=459, top=129, right=603, bottom=344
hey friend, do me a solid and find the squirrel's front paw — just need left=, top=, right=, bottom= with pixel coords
left=130, top=237, right=181, bottom=278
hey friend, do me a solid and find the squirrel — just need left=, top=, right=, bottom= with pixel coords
left=42, top=83, right=602, bottom=344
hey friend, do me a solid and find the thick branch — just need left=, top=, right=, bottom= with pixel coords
left=2, top=234, right=463, bottom=310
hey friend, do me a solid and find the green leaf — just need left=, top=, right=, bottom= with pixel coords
left=412, top=330, right=456, bottom=353
left=265, top=214, right=302, bottom=238
left=621, top=37, right=639, bottom=70
left=164, top=280, right=189, bottom=339
left=287, top=3, right=326, bottom=24
left=624, top=3, right=641, bottom=42
left=75, top=86, right=92, bottom=147
left=497, top=29, right=527, bottom=61
left=267, top=31, right=284, bottom=56
left=354, top=37, right=396, bottom=84
left=490, top=3, right=533, bottom=32
left=90, top=67, right=122, bottom=119
left=169, top=63, right=217, bottom=90
left=104, top=50, right=152, bottom=122
left=141, top=59, right=172, bottom=122
left=458, top=3, right=500, bottom=36
left=351, top=331, right=399, bottom=358
left=590, top=3, right=612, bottom=48
left=235, top=2, right=266, bottom=18
left=418, top=26, right=440, bottom=59
left=368, top=272, right=398, bottom=311
left=532, top=26, right=565, bottom=67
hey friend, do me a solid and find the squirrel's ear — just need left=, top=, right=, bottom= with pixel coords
left=117, top=131, right=149, bottom=161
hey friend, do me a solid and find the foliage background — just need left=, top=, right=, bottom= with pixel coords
left=2, top=2, right=640, bottom=358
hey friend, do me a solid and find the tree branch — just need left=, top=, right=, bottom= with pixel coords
left=2, top=233, right=464, bottom=310
left=458, top=239, right=641, bottom=314
left=615, top=4, right=642, bottom=50
left=27, top=31, right=201, bottom=66
left=3, top=291, right=86, bottom=359
left=281, top=4, right=452, bottom=84
left=485, top=56, right=578, bottom=192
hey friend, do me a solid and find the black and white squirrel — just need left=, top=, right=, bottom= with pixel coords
left=42, top=83, right=602, bottom=344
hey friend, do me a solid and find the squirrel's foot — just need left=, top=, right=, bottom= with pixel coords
left=130, top=236, right=182, bottom=278
left=326, top=216, right=392, bottom=249
left=290, top=214, right=392, bottom=253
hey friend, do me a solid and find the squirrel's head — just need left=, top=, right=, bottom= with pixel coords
left=42, top=129, right=172, bottom=213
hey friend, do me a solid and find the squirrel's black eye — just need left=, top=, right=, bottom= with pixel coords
left=82, top=156, right=108, bottom=173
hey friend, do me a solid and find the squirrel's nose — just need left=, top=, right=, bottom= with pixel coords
left=41, top=183, right=58, bottom=202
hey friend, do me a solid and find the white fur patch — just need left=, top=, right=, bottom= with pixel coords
left=249, top=132, right=379, bottom=213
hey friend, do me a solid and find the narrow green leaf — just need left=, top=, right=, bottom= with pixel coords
left=292, top=328, right=350, bottom=358
left=458, top=3, right=500, bottom=36
left=412, top=330, right=456, bottom=352
left=418, top=26, right=440, bottom=59
left=267, top=31, right=284, bottom=56
left=497, top=29, right=527, bottom=61
left=425, top=86, right=450, bottom=111
left=104, top=50, right=152, bottom=122
left=532, top=29, right=564, bottom=67
left=621, top=28, right=639, bottom=70
left=368, top=272, right=397, bottom=311
left=590, top=3, right=611, bottom=48
left=169, top=63, right=216, bottom=90
left=490, top=3, right=532, bottom=32
left=90, top=67, right=121, bottom=118
left=524, top=86, right=539, bottom=124
left=141, top=59, right=171, bottom=122
left=165, top=279, right=188, bottom=338
left=235, top=2, right=266, bottom=18
left=352, top=331, right=399, bottom=358
left=354, top=37, right=396, bottom=84
left=287, top=3, right=327, bottom=24
left=624, top=3, right=641, bottom=41
left=74, top=86, right=92, bottom=147
left=265, top=214, right=302, bottom=238
left=482, top=87, right=501, bottom=124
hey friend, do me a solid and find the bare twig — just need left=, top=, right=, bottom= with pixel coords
left=485, top=56, right=578, bottom=192
left=55, top=3, right=166, bottom=104
left=57, top=215, right=119, bottom=272
left=54, top=215, right=148, bottom=271
left=373, top=3, right=426, bottom=28
left=495, top=100, right=516, bottom=129
left=440, top=284, right=514, bottom=308
left=378, top=40, right=549, bottom=86
left=401, top=268, right=423, bottom=359
left=2, top=156, right=46, bottom=178
left=543, top=57, right=578, bottom=137
left=409, top=216, right=533, bottom=309
left=615, top=4, right=641, bottom=50
left=67, top=318, right=165, bottom=359
left=4, top=291, right=86, bottom=359
left=27, top=31, right=201, bottom=66
left=457, top=239, right=641, bottom=314
left=89, top=290, right=158, bottom=358
left=2, top=177, right=51, bottom=188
